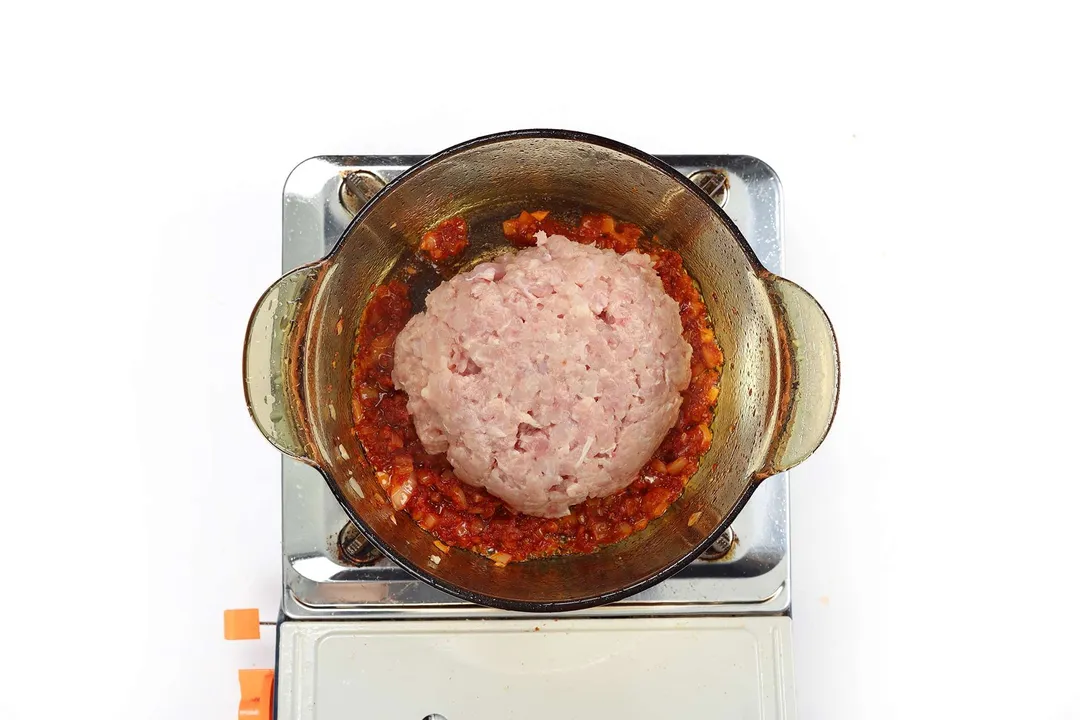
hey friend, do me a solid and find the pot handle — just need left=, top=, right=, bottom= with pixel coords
left=243, top=263, right=323, bottom=461
left=759, top=274, right=840, bottom=475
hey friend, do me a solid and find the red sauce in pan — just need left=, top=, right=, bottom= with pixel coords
left=418, top=216, right=468, bottom=262
left=351, top=211, right=723, bottom=563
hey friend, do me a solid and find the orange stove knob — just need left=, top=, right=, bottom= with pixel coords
left=224, top=608, right=261, bottom=640
left=238, top=669, right=274, bottom=720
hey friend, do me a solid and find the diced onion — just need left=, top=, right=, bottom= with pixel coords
left=391, top=474, right=417, bottom=510
left=666, top=457, right=688, bottom=474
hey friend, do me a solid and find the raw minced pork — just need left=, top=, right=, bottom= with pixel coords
left=392, top=232, right=692, bottom=518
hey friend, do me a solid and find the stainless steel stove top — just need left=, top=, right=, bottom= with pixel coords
left=279, top=154, right=789, bottom=619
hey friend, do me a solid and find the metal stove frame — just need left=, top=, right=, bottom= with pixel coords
left=280, top=154, right=789, bottom=620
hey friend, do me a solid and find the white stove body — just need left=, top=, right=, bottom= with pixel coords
left=277, top=617, right=795, bottom=720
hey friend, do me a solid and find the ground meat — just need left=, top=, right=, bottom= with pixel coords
left=391, top=232, right=692, bottom=517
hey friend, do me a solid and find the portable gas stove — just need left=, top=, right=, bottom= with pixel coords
left=230, top=153, right=796, bottom=719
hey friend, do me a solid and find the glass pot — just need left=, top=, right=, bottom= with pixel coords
left=244, top=130, right=839, bottom=611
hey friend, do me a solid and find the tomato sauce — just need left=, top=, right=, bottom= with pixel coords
left=351, top=211, right=723, bottom=564
left=419, top=216, right=468, bottom=262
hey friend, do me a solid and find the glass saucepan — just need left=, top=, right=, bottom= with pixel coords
left=243, top=129, right=839, bottom=611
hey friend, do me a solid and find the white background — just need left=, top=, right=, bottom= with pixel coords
left=2, top=1, right=1078, bottom=718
